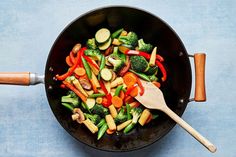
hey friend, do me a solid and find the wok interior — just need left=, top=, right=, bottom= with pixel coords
left=45, top=7, right=192, bottom=151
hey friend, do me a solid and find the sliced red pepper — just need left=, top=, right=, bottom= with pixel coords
left=125, top=50, right=164, bottom=62
left=83, top=55, right=99, bottom=70
left=125, top=84, right=138, bottom=98
left=155, top=60, right=167, bottom=82
left=118, top=56, right=131, bottom=76
left=99, top=80, right=108, bottom=95
left=56, top=47, right=86, bottom=80
left=136, top=76, right=145, bottom=96
left=99, top=80, right=112, bottom=107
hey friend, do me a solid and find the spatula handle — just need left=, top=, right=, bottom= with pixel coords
left=163, top=106, right=216, bottom=153
left=194, top=53, right=206, bottom=101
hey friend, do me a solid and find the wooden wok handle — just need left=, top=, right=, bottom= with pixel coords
left=0, top=72, right=44, bottom=85
left=194, top=53, right=206, bottom=102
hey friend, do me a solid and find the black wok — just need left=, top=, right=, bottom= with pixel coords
left=0, top=6, right=207, bottom=152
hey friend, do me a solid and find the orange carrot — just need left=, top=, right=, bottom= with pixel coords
left=129, top=86, right=139, bottom=97
left=111, top=96, right=123, bottom=108
left=152, top=81, right=161, bottom=88
left=62, top=81, right=87, bottom=102
left=106, top=128, right=115, bottom=134
left=123, top=72, right=137, bottom=87
left=74, top=67, right=86, bottom=76
left=119, top=90, right=125, bottom=100
left=66, top=56, right=73, bottom=66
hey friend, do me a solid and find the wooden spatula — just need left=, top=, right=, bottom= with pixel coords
left=135, top=80, right=217, bottom=153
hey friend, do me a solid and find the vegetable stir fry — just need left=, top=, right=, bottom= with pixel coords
left=55, top=28, right=167, bottom=140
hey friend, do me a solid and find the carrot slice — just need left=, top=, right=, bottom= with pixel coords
left=74, top=67, right=86, bottom=76
left=66, top=56, right=73, bottom=66
left=129, top=86, right=139, bottom=97
left=111, top=96, right=123, bottom=108
left=106, top=128, right=115, bottom=134
left=123, top=72, right=137, bottom=87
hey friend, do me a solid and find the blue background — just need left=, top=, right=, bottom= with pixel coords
left=0, top=0, right=235, bottom=157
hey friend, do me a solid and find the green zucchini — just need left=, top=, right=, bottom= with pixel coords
left=95, top=28, right=111, bottom=44
left=100, top=68, right=112, bottom=81
left=98, top=37, right=112, bottom=50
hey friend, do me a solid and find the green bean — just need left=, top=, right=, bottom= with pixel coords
left=88, top=93, right=106, bottom=98
left=97, top=119, right=106, bottom=128
left=129, top=69, right=151, bottom=82
left=97, top=123, right=108, bottom=140
left=114, top=85, right=123, bottom=96
left=82, top=57, right=92, bottom=79
left=126, top=103, right=131, bottom=120
left=81, top=102, right=91, bottom=113
left=61, top=103, right=74, bottom=112
left=98, top=55, right=105, bottom=80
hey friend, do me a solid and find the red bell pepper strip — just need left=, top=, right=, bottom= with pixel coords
left=99, top=80, right=112, bottom=107
left=125, top=50, right=164, bottom=62
left=62, top=80, right=87, bottom=102
left=56, top=47, right=86, bottom=81
left=136, top=76, right=144, bottom=96
left=83, top=55, right=99, bottom=70
left=125, top=84, right=138, bottom=98
left=155, top=60, right=167, bottom=82
left=99, top=80, right=108, bottom=95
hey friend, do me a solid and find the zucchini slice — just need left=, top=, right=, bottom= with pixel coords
left=95, top=28, right=111, bottom=44
left=86, top=98, right=96, bottom=109
left=100, top=68, right=112, bottom=81
left=98, top=38, right=111, bottom=50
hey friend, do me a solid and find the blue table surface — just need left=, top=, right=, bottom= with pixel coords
left=0, top=1, right=235, bottom=157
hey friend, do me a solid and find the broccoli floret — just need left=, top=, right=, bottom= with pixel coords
left=91, top=104, right=109, bottom=117
left=130, top=55, right=149, bottom=73
left=107, top=51, right=125, bottom=73
left=145, top=65, right=158, bottom=75
left=84, top=49, right=102, bottom=61
left=86, top=38, right=97, bottom=50
left=118, top=32, right=138, bottom=46
left=84, top=113, right=101, bottom=125
left=115, top=108, right=127, bottom=123
left=61, top=91, right=80, bottom=107
left=124, top=107, right=143, bottom=134
left=138, top=39, right=153, bottom=52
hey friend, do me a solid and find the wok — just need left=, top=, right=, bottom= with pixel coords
left=0, top=6, right=206, bottom=151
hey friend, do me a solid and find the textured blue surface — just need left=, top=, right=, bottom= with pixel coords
left=0, top=0, right=235, bottom=157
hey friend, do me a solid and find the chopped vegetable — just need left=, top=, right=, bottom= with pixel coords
left=117, top=120, right=132, bottom=131
left=97, top=123, right=108, bottom=140
left=91, top=104, right=109, bottom=117
left=126, top=103, right=132, bottom=120
left=98, top=38, right=112, bottom=50
left=84, top=49, right=102, bottom=61
left=123, top=72, right=137, bottom=87
left=129, top=69, right=151, bottom=82
left=83, top=119, right=98, bottom=134
left=118, top=31, right=138, bottom=46
left=114, top=85, right=123, bottom=96
left=149, top=47, right=157, bottom=66
left=86, top=98, right=96, bottom=109
left=74, top=67, right=86, bottom=76
left=110, top=77, right=124, bottom=88
left=82, top=57, right=92, bottom=79
left=111, top=28, right=124, bottom=38
left=97, top=118, right=106, bottom=128
left=124, top=107, right=142, bottom=133
left=105, top=114, right=116, bottom=131
left=72, top=43, right=81, bottom=54
left=156, top=60, right=167, bottom=82
left=130, top=55, right=149, bottom=73
left=108, top=104, right=118, bottom=118
left=138, top=39, right=153, bottom=53
left=61, top=91, right=80, bottom=107
left=145, top=65, right=158, bottom=75
left=100, top=68, right=112, bottom=81
left=88, top=93, right=105, bottom=98
left=107, top=54, right=125, bottom=73
left=96, top=97, right=103, bottom=104
left=84, top=113, right=101, bottom=125
left=95, top=28, right=111, bottom=44
left=138, top=109, right=151, bottom=126
left=62, top=103, right=74, bottom=111
left=114, top=107, right=127, bottom=123
left=111, top=96, right=123, bottom=108
left=86, top=38, right=97, bottom=50
left=72, top=77, right=88, bottom=97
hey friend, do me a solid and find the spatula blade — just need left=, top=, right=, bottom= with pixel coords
left=135, top=80, right=167, bottom=110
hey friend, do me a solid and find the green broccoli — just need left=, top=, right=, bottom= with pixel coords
left=107, top=48, right=125, bottom=73
left=84, top=49, right=102, bottom=61
left=118, top=31, right=138, bottom=46
left=91, top=104, right=109, bottom=117
left=115, top=107, right=127, bottom=124
left=138, top=39, right=153, bottom=52
left=61, top=91, right=80, bottom=107
left=86, top=38, right=97, bottom=49
left=84, top=113, right=101, bottom=125
left=124, top=107, right=143, bottom=134
left=145, top=65, right=158, bottom=75
left=130, top=55, right=149, bottom=73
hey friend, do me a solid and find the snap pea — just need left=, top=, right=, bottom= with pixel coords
left=129, top=69, right=151, bottom=82
left=81, top=102, right=91, bottom=113
left=97, top=119, right=106, bottom=128
left=123, top=123, right=135, bottom=134
left=82, top=57, right=92, bottom=79
left=126, top=103, right=131, bottom=120
left=97, top=123, right=108, bottom=140
left=98, top=55, right=106, bottom=80
left=111, top=28, right=124, bottom=39
left=88, top=93, right=106, bottom=98
left=61, top=103, right=74, bottom=112
left=114, top=85, right=123, bottom=96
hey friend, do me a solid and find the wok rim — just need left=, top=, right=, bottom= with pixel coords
left=45, top=5, right=192, bottom=152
